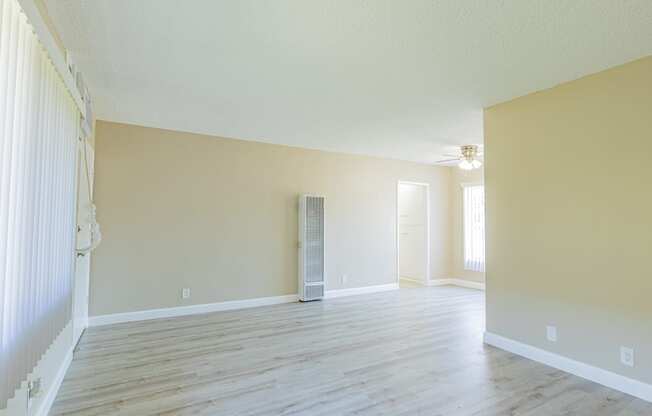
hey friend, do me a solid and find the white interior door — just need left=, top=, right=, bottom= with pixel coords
left=398, top=183, right=428, bottom=283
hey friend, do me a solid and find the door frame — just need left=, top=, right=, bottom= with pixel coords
left=396, top=181, right=431, bottom=285
left=72, top=137, right=94, bottom=344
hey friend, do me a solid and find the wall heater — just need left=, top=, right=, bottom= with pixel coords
left=298, top=195, right=325, bottom=301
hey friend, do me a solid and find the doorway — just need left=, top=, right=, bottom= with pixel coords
left=397, top=181, right=430, bottom=286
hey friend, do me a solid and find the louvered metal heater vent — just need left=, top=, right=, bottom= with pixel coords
left=298, top=195, right=325, bottom=301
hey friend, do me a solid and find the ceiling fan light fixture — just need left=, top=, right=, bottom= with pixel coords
left=459, top=159, right=474, bottom=170
left=436, top=144, right=482, bottom=170
left=457, top=145, right=482, bottom=170
left=458, top=158, right=482, bottom=170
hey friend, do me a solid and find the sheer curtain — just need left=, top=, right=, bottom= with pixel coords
left=463, top=185, right=485, bottom=272
left=0, top=0, right=80, bottom=407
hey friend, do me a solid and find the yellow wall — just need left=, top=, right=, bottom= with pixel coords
left=485, top=56, right=652, bottom=384
left=90, top=121, right=453, bottom=316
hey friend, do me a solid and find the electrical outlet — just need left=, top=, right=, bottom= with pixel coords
left=546, top=325, right=557, bottom=342
left=182, top=288, right=191, bottom=299
left=620, top=346, right=635, bottom=367
left=342, top=274, right=348, bottom=284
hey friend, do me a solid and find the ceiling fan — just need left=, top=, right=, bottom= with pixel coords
left=435, top=145, right=483, bottom=170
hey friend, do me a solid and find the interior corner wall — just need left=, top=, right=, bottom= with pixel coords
left=449, top=167, right=484, bottom=283
left=89, top=121, right=452, bottom=316
left=485, top=56, right=652, bottom=385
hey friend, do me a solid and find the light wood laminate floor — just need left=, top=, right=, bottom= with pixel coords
left=51, top=286, right=652, bottom=415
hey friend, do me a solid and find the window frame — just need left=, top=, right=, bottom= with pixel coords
left=461, top=182, right=485, bottom=273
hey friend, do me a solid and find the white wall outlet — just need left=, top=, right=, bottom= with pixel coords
left=342, top=274, right=348, bottom=284
left=182, top=288, right=191, bottom=299
left=546, top=325, right=557, bottom=342
left=620, top=346, right=635, bottom=367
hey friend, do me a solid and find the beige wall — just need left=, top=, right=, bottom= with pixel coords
left=90, top=121, right=453, bottom=316
left=450, top=167, right=484, bottom=283
left=485, top=56, right=652, bottom=384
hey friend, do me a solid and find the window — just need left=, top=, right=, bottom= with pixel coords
left=463, top=185, right=485, bottom=272
left=1, top=0, right=81, bottom=407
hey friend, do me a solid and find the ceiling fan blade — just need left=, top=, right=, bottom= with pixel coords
left=435, top=158, right=460, bottom=164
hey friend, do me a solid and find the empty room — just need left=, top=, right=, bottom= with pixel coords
left=1, top=1, right=651, bottom=415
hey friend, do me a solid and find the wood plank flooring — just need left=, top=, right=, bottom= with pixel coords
left=51, top=286, right=652, bottom=415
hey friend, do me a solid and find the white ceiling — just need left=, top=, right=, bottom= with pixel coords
left=46, top=0, right=652, bottom=163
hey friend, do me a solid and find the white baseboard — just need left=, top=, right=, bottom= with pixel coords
left=324, top=283, right=399, bottom=299
left=1, top=321, right=76, bottom=416
left=89, top=294, right=299, bottom=327
left=90, top=284, right=401, bottom=327
left=484, top=332, right=652, bottom=403
left=428, top=278, right=485, bottom=291
left=90, top=283, right=404, bottom=327
left=399, top=277, right=427, bottom=285
left=32, top=348, right=73, bottom=416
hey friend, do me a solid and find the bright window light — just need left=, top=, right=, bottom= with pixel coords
left=463, top=185, right=485, bottom=272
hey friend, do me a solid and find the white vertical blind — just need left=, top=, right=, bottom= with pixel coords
left=0, top=0, right=80, bottom=407
left=463, top=185, right=485, bottom=272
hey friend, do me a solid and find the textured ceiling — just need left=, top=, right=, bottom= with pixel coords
left=45, top=0, right=652, bottom=163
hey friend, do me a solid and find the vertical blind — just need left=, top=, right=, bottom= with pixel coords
left=0, top=0, right=80, bottom=407
left=463, top=185, right=485, bottom=272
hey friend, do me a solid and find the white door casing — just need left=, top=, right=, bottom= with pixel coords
left=72, top=140, right=94, bottom=342
left=397, top=182, right=430, bottom=284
